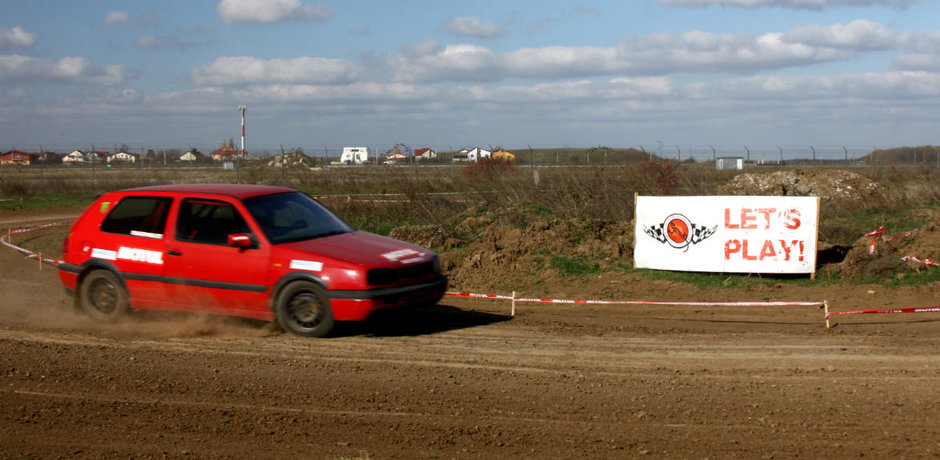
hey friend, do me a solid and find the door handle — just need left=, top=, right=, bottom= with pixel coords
left=166, top=250, right=183, bottom=256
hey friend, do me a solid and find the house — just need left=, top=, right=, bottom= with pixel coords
left=492, top=149, right=516, bottom=162
left=465, top=147, right=492, bottom=163
left=63, top=150, right=85, bottom=164
left=384, top=152, right=408, bottom=165
left=108, top=152, right=137, bottom=164
left=0, top=150, right=37, bottom=165
left=37, top=152, right=62, bottom=164
left=413, top=148, right=437, bottom=161
left=715, top=157, right=744, bottom=170
left=179, top=151, right=199, bottom=162
left=211, top=147, right=243, bottom=161
left=341, top=147, right=369, bottom=165
left=86, top=151, right=108, bottom=163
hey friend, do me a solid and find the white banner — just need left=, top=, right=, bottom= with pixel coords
left=634, top=196, right=819, bottom=274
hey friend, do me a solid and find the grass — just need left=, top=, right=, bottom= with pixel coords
left=549, top=255, right=601, bottom=277
left=0, top=191, right=100, bottom=211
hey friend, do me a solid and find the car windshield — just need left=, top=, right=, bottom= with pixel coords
left=243, top=192, right=353, bottom=244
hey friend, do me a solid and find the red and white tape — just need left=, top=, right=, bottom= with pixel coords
left=826, top=306, right=940, bottom=318
left=1, top=221, right=69, bottom=266
left=445, top=291, right=823, bottom=307
left=864, top=221, right=937, bottom=255
left=901, top=256, right=938, bottom=267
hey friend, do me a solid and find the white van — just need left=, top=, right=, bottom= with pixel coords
left=340, top=147, right=369, bottom=165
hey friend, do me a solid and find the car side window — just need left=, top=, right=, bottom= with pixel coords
left=175, top=199, right=251, bottom=246
left=100, top=196, right=172, bottom=239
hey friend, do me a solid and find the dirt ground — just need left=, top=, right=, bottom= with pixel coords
left=2, top=210, right=940, bottom=459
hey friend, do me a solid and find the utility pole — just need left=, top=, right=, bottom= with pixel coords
left=238, top=104, right=247, bottom=183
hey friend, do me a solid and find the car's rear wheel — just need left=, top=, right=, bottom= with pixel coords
left=79, top=270, right=129, bottom=322
left=276, top=281, right=335, bottom=337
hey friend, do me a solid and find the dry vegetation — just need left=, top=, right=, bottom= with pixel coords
left=2, top=159, right=938, bottom=294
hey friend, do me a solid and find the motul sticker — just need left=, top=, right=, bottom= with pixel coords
left=91, top=248, right=117, bottom=260
left=116, top=246, right=164, bottom=265
left=290, top=260, right=323, bottom=272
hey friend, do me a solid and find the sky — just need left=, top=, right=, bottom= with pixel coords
left=1, top=0, right=940, bottom=155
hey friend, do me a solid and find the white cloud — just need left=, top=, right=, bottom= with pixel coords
left=401, top=40, right=444, bottom=59
left=102, top=10, right=158, bottom=26
left=573, top=4, right=603, bottom=16
left=191, top=56, right=358, bottom=86
left=216, top=0, right=333, bottom=24
left=104, top=11, right=131, bottom=25
left=0, top=55, right=137, bottom=86
left=889, top=30, right=940, bottom=70
left=894, top=53, right=940, bottom=70
left=385, top=22, right=894, bottom=83
left=134, top=35, right=201, bottom=51
left=659, top=0, right=922, bottom=9
left=783, top=19, right=902, bottom=49
left=0, top=26, right=38, bottom=50
left=444, top=16, right=505, bottom=38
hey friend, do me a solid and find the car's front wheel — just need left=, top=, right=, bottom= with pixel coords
left=79, top=269, right=129, bottom=322
left=275, top=281, right=335, bottom=337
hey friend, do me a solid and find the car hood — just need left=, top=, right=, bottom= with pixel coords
left=279, top=231, right=433, bottom=267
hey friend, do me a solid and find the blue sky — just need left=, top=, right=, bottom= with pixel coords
left=1, top=0, right=939, bottom=154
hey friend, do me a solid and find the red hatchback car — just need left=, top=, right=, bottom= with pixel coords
left=58, top=184, right=447, bottom=337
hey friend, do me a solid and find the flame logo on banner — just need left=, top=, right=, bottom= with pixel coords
left=644, top=214, right=717, bottom=252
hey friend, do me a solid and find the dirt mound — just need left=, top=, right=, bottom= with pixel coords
left=718, top=169, right=885, bottom=203
left=834, top=208, right=940, bottom=278
left=389, top=204, right=634, bottom=293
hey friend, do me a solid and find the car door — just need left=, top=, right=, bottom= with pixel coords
left=162, top=196, right=272, bottom=317
left=95, top=194, right=174, bottom=309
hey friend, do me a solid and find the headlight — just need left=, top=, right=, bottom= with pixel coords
left=431, top=255, right=442, bottom=274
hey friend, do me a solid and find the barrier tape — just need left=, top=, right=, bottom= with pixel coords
left=826, top=306, right=940, bottom=318
left=901, top=256, right=938, bottom=267
left=864, top=221, right=937, bottom=255
left=1, top=220, right=70, bottom=266
left=865, top=226, right=884, bottom=255
left=444, top=291, right=823, bottom=307
left=5, top=221, right=934, bottom=327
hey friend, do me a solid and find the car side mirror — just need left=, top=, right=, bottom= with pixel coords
left=227, top=233, right=254, bottom=249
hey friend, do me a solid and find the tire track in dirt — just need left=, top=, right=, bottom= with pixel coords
left=3, top=210, right=940, bottom=458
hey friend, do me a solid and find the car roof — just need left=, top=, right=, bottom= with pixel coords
left=121, top=183, right=296, bottom=199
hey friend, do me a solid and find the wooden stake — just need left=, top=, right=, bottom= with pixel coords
left=511, top=291, right=516, bottom=317
left=824, top=300, right=830, bottom=329
left=38, top=252, right=42, bottom=270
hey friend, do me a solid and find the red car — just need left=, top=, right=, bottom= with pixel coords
left=58, top=184, right=447, bottom=337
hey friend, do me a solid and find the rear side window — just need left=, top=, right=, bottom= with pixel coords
left=100, top=196, right=172, bottom=239
left=175, top=199, right=251, bottom=246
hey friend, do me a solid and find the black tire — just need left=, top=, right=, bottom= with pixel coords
left=79, top=270, right=129, bottom=322
left=275, top=281, right=335, bottom=337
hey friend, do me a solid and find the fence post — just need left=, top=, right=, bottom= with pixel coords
left=90, top=145, right=96, bottom=188
left=38, top=144, right=43, bottom=187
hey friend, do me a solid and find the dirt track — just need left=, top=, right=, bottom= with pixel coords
left=2, top=213, right=940, bottom=458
